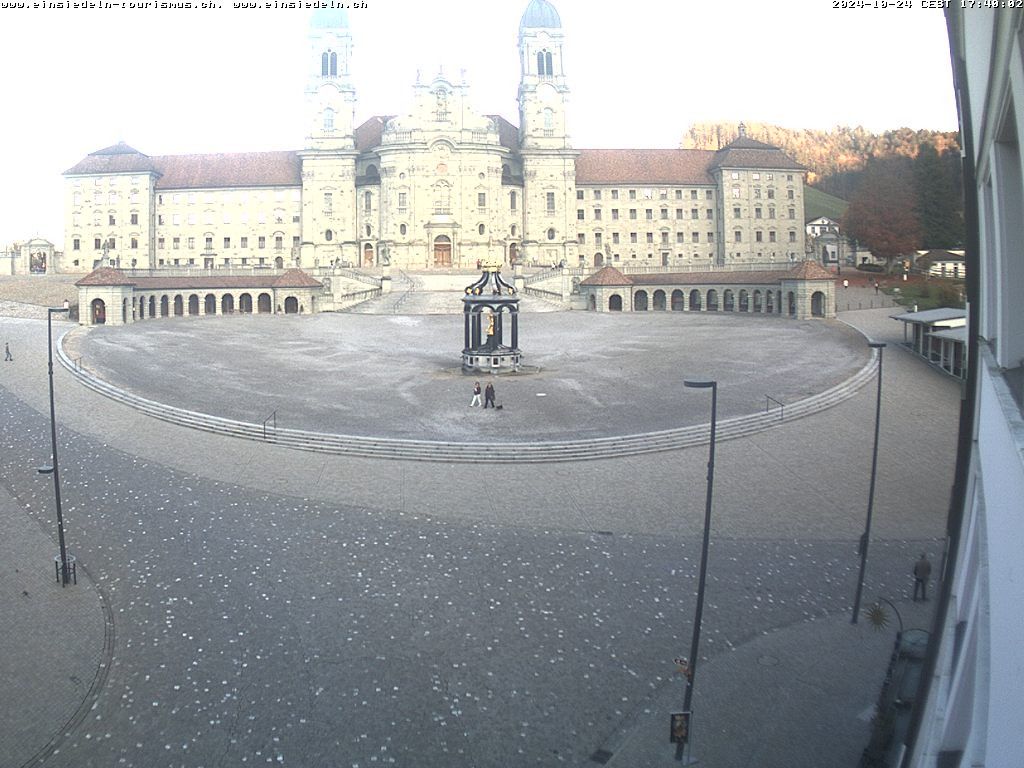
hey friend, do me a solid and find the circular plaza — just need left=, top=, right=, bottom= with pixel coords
left=67, top=297, right=870, bottom=444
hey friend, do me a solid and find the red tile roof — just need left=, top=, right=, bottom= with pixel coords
left=75, top=267, right=137, bottom=286
left=153, top=151, right=301, bottom=190
left=576, top=149, right=717, bottom=185
left=580, top=265, right=630, bottom=286
left=580, top=261, right=834, bottom=287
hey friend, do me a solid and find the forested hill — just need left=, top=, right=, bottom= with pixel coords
left=680, top=121, right=959, bottom=194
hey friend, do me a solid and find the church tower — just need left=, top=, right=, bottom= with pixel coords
left=517, top=0, right=578, bottom=267
left=299, top=8, right=359, bottom=268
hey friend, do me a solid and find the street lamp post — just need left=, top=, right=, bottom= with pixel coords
left=41, top=305, right=73, bottom=586
left=677, top=379, right=717, bottom=761
left=851, top=342, right=886, bottom=623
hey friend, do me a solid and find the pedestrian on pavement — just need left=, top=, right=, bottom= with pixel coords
left=470, top=381, right=482, bottom=407
left=4, top=342, right=11, bottom=361
left=842, top=278, right=849, bottom=289
left=484, top=382, right=496, bottom=409
left=874, top=281, right=880, bottom=294
left=913, top=553, right=932, bottom=601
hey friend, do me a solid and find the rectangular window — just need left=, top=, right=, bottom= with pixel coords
left=172, top=213, right=181, bottom=226
left=788, top=189, right=795, bottom=199
left=732, top=187, right=741, bottom=198
left=611, top=190, right=619, bottom=200
left=611, top=209, right=619, bottom=220
left=275, top=236, right=283, bottom=249
left=131, top=237, right=138, bottom=249
left=478, top=192, right=487, bottom=208
left=646, top=232, right=654, bottom=244
left=240, top=237, right=248, bottom=248
left=628, top=190, right=636, bottom=200
left=769, top=208, right=776, bottom=219
left=94, top=238, right=102, bottom=250
left=577, top=209, right=585, bottom=220
left=660, top=209, right=668, bottom=220
left=157, top=237, right=164, bottom=249
left=577, top=233, right=585, bottom=244
left=546, top=192, right=556, bottom=212
left=645, top=209, right=653, bottom=220
left=769, top=231, right=777, bottom=243
left=789, top=231, right=797, bottom=242
left=364, top=191, right=372, bottom=213
left=708, top=232, right=715, bottom=242
left=734, top=231, right=742, bottom=243
left=659, top=190, right=667, bottom=200
left=205, top=236, right=213, bottom=249
left=752, top=173, right=760, bottom=180
left=754, top=188, right=762, bottom=199
left=594, top=232, right=602, bottom=246
left=224, top=237, right=231, bottom=249
left=767, top=189, right=775, bottom=199
left=755, top=208, right=762, bottom=219
left=130, top=212, right=139, bottom=225
left=510, top=191, right=517, bottom=211
left=788, top=208, right=796, bottom=220
left=593, top=208, right=602, bottom=221
left=73, top=238, right=80, bottom=250
left=733, top=207, right=741, bottom=218
left=593, top=190, right=602, bottom=201
left=173, top=237, right=180, bottom=249
left=612, top=232, right=620, bottom=244
left=676, top=209, right=684, bottom=219
left=660, top=232, right=669, bottom=244
left=188, top=237, right=195, bottom=249
left=731, top=172, right=740, bottom=180
left=259, top=236, right=266, bottom=249
left=293, top=236, right=300, bottom=247
left=691, top=208, right=699, bottom=220
left=108, top=214, right=116, bottom=226
left=692, top=232, right=700, bottom=243
left=756, top=231, right=763, bottom=242
left=324, top=192, right=333, bottom=212
left=706, top=209, right=714, bottom=219
left=630, top=232, right=638, bottom=244
left=676, top=232, right=684, bottom=244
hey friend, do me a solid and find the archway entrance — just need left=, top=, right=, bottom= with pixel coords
left=811, top=291, right=826, bottom=317
left=90, top=298, right=106, bottom=325
left=188, top=295, right=199, bottom=316
left=173, top=295, right=184, bottom=316
left=205, top=294, right=217, bottom=315
left=634, top=290, right=649, bottom=311
left=257, top=293, right=272, bottom=313
left=609, top=294, right=623, bottom=312
left=222, top=294, right=235, bottom=314
left=671, top=290, right=684, bottom=311
left=284, top=296, right=299, bottom=314
left=274, top=256, right=284, bottom=269
left=653, top=290, right=666, bottom=311
left=363, top=243, right=375, bottom=267
left=433, top=235, right=452, bottom=267
left=239, top=293, right=253, bottom=313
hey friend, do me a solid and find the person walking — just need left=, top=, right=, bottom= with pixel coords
left=483, top=382, right=495, bottom=409
left=913, top=553, right=932, bottom=601
left=470, top=381, right=482, bottom=407
left=4, top=342, right=11, bottom=361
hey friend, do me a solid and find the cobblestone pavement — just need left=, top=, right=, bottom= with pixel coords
left=0, top=306, right=957, bottom=767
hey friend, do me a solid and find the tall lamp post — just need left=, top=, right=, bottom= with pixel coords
left=40, top=305, right=73, bottom=586
left=677, top=379, right=717, bottom=761
left=851, top=341, right=886, bottom=623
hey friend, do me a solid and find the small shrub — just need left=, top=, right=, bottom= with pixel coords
left=856, top=263, right=885, bottom=273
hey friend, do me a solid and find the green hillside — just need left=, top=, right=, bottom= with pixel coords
left=804, top=186, right=848, bottom=222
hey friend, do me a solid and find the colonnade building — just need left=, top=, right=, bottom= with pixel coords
left=62, top=0, right=807, bottom=275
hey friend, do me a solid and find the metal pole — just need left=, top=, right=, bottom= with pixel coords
left=852, top=342, right=886, bottom=623
left=46, top=307, right=72, bottom=585
left=678, top=380, right=717, bottom=760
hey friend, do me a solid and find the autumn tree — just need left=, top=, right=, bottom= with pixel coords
left=914, top=142, right=965, bottom=249
left=841, top=157, right=922, bottom=271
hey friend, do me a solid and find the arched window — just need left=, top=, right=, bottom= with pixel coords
left=400, top=223, right=407, bottom=236
left=547, top=228, right=556, bottom=241
left=537, top=49, right=553, bottom=77
left=543, top=108, right=554, bottom=135
left=325, top=229, right=333, bottom=242
left=433, top=182, right=451, bottom=214
left=322, top=50, right=337, bottom=77
left=323, top=108, right=335, bottom=131
left=479, top=224, right=485, bottom=235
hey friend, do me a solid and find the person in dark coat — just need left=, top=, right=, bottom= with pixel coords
left=913, top=553, right=932, bottom=601
left=483, top=382, right=496, bottom=409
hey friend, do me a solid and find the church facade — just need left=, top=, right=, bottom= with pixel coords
left=62, top=0, right=806, bottom=275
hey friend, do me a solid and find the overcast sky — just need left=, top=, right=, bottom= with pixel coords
left=0, top=0, right=958, bottom=249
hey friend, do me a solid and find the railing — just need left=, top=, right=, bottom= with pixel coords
left=765, top=395, right=785, bottom=420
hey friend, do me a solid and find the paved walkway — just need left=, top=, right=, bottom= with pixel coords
left=0, top=304, right=957, bottom=767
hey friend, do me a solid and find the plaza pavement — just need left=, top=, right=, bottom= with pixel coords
left=0, top=294, right=959, bottom=767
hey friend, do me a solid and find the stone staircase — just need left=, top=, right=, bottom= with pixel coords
left=56, top=329, right=879, bottom=463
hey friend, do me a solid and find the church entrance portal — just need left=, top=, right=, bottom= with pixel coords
left=434, top=236, right=452, bottom=267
